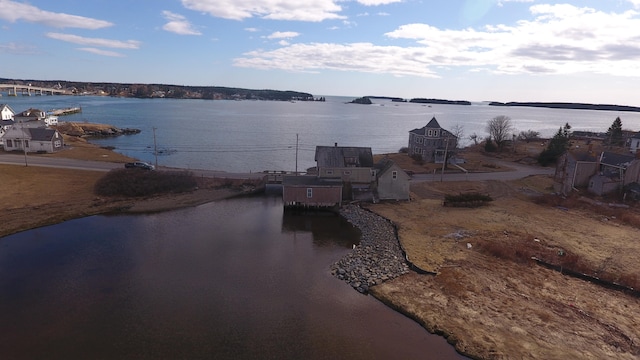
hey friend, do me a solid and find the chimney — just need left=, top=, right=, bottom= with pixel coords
left=334, top=142, right=337, bottom=147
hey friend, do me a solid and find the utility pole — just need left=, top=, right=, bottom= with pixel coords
left=152, top=127, right=158, bottom=169
left=20, top=120, right=28, bottom=166
left=440, top=138, right=449, bottom=182
left=295, top=133, right=299, bottom=175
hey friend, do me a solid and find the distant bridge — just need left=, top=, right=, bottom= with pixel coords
left=0, top=84, right=68, bottom=96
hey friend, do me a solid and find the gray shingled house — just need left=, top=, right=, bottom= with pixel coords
left=2, top=126, right=64, bottom=153
left=408, top=117, right=457, bottom=163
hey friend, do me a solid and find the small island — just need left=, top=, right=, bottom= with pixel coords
left=409, top=98, right=472, bottom=105
left=348, top=96, right=373, bottom=105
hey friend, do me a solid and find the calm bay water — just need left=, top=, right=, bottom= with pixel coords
left=2, top=94, right=639, bottom=358
left=0, top=196, right=467, bottom=359
left=4, top=95, right=640, bottom=172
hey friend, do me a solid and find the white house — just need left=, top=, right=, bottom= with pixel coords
left=0, top=119, right=15, bottom=146
left=43, top=115, right=59, bottom=126
left=0, top=104, right=15, bottom=120
left=3, top=126, right=64, bottom=153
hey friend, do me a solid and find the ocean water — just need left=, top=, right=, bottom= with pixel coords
left=3, top=95, right=639, bottom=172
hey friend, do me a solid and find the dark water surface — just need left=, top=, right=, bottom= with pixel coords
left=0, top=196, right=466, bottom=359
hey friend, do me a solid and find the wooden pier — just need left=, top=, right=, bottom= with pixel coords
left=50, top=107, right=82, bottom=116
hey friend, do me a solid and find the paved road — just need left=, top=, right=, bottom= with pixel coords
left=0, top=153, right=553, bottom=182
left=411, top=160, right=555, bottom=182
left=0, top=153, right=267, bottom=179
left=0, top=153, right=121, bottom=171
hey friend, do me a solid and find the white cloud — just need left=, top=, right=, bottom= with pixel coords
left=234, top=4, right=640, bottom=79
left=0, top=42, right=39, bottom=55
left=356, top=0, right=402, bottom=6
left=78, top=48, right=125, bottom=57
left=46, top=33, right=141, bottom=49
left=266, top=31, right=300, bottom=39
left=162, top=11, right=201, bottom=35
left=0, top=0, right=112, bottom=29
left=630, top=0, right=640, bottom=9
left=245, top=27, right=260, bottom=32
left=180, top=0, right=345, bottom=21
left=234, top=42, right=439, bottom=77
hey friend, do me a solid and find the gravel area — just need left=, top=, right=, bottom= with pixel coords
left=331, top=204, right=410, bottom=293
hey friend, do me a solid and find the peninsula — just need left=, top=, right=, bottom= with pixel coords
left=489, top=101, right=640, bottom=112
left=0, top=77, right=318, bottom=102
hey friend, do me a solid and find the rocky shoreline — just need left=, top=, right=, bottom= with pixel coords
left=331, top=204, right=410, bottom=293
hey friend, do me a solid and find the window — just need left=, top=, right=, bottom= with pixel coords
left=24, top=140, right=29, bottom=148
left=54, top=140, right=61, bottom=147
left=6, top=139, right=12, bottom=147
left=343, top=170, right=351, bottom=175
left=326, top=170, right=333, bottom=175
left=428, top=130, right=433, bottom=137
left=306, top=188, right=313, bottom=198
left=392, top=171, right=398, bottom=180
left=416, top=137, right=423, bottom=144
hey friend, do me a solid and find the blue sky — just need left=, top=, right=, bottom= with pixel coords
left=2, top=0, right=640, bottom=105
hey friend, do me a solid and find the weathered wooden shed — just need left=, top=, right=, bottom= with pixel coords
left=282, top=176, right=343, bottom=209
left=553, top=151, right=598, bottom=194
left=374, top=158, right=411, bottom=201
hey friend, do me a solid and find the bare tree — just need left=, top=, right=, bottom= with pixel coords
left=469, top=133, right=479, bottom=145
left=449, top=123, right=464, bottom=149
left=518, top=130, right=540, bottom=143
left=486, top=115, right=514, bottom=150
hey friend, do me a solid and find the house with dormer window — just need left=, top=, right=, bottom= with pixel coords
left=408, top=117, right=458, bottom=163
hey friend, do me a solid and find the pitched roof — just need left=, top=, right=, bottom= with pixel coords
left=600, top=151, right=635, bottom=167
left=425, top=117, right=441, bottom=128
left=374, top=158, right=410, bottom=179
left=314, top=145, right=373, bottom=167
left=27, top=128, right=58, bottom=141
left=374, top=157, right=396, bottom=172
left=409, top=117, right=454, bottom=137
left=0, top=104, right=15, bottom=114
left=0, top=119, right=14, bottom=127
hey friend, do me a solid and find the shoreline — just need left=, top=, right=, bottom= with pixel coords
left=4, top=143, right=640, bottom=359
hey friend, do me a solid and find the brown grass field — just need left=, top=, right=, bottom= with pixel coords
left=2, top=130, right=640, bottom=359
left=367, top=148, right=640, bottom=359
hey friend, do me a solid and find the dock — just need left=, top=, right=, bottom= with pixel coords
left=50, top=107, right=82, bottom=116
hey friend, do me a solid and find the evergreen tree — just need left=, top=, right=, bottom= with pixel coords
left=538, top=123, right=571, bottom=166
left=606, top=117, right=623, bottom=146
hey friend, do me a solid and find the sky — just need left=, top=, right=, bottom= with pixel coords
left=2, top=0, right=640, bottom=105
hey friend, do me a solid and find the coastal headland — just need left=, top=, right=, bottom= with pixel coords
left=2, top=134, right=640, bottom=359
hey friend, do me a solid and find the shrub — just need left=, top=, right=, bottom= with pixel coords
left=484, top=139, right=497, bottom=152
left=94, top=169, right=197, bottom=197
left=443, top=192, right=493, bottom=207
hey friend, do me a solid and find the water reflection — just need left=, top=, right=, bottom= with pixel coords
left=0, top=196, right=466, bottom=359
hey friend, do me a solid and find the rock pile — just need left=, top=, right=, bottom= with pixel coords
left=331, top=204, right=410, bottom=293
